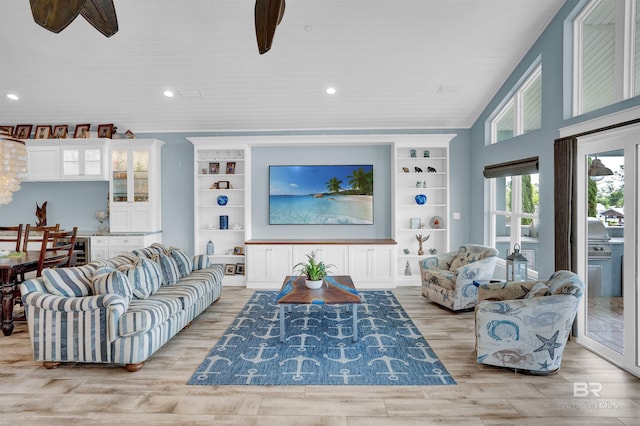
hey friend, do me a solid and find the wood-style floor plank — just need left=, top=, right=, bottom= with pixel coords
left=0, top=286, right=638, bottom=425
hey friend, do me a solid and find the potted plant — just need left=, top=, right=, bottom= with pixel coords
left=293, top=250, right=334, bottom=289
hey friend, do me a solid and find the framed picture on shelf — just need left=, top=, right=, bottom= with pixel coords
left=410, top=218, right=421, bottom=229
left=74, top=123, right=91, bottom=138
left=97, top=123, right=114, bottom=138
left=233, top=246, right=244, bottom=255
left=209, top=162, right=219, bottom=174
left=14, top=124, right=32, bottom=139
left=0, top=125, right=14, bottom=135
left=225, top=264, right=236, bottom=275
left=216, top=181, right=230, bottom=189
left=34, top=125, right=52, bottom=139
left=52, top=125, right=68, bottom=139
left=226, top=161, right=236, bottom=174
left=235, top=263, right=245, bottom=275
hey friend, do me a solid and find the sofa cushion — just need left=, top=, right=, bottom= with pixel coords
left=151, top=242, right=170, bottom=254
left=119, top=296, right=182, bottom=337
left=158, top=253, right=180, bottom=285
left=42, top=265, right=95, bottom=297
left=154, top=281, right=209, bottom=309
left=108, top=255, right=136, bottom=269
left=131, top=247, right=157, bottom=259
left=192, top=254, right=210, bottom=271
left=170, top=248, right=193, bottom=278
left=92, top=269, right=133, bottom=306
left=524, top=281, right=551, bottom=299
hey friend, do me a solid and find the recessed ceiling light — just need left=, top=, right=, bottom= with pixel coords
left=163, top=90, right=175, bottom=98
left=6, top=93, right=19, bottom=101
left=325, top=87, right=336, bottom=95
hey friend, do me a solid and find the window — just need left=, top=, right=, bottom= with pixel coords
left=490, top=64, right=542, bottom=144
left=485, top=159, right=539, bottom=271
left=573, top=0, right=640, bottom=115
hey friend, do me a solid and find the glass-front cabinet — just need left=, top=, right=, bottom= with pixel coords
left=61, top=146, right=105, bottom=180
left=109, top=139, right=163, bottom=233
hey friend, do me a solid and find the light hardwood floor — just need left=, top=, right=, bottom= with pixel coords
left=1, top=286, right=639, bottom=425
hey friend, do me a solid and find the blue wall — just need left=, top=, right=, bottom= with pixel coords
left=468, top=0, right=640, bottom=277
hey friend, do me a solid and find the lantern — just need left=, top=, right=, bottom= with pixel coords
left=506, top=243, right=528, bottom=282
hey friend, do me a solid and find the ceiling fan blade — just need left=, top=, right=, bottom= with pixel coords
left=30, top=0, right=86, bottom=33
left=81, top=0, right=119, bottom=37
left=255, top=0, right=286, bottom=54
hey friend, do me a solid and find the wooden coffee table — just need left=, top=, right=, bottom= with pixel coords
left=276, top=275, right=362, bottom=343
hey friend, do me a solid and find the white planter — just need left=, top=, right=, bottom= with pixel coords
left=305, top=279, right=323, bottom=289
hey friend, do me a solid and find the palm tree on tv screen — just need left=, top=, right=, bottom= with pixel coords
left=326, top=177, right=343, bottom=193
left=347, top=167, right=373, bottom=194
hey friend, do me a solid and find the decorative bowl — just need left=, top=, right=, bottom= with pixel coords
left=415, top=194, right=427, bottom=205
left=217, top=195, right=229, bottom=206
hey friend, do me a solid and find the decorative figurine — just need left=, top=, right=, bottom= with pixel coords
left=427, top=166, right=437, bottom=173
left=423, top=150, right=430, bottom=158
left=124, top=129, right=136, bottom=139
left=410, top=149, right=416, bottom=158
left=402, top=167, right=410, bottom=173
left=36, top=201, right=47, bottom=226
left=415, top=166, right=423, bottom=173
left=422, top=181, right=427, bottom=188
left=416, top=234, right=430, bottom=256
left=429, top=248, right=437, bottom=255
left=404, top=261, right=412, bottom=276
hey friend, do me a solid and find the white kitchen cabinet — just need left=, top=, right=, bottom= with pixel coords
left=89, top=233, right=163, bottom=260
left=25, top=145, right=60, bottom=181
left=109, top=139, right=163, bottom=233
left=61, top=145, right=106, bottom=180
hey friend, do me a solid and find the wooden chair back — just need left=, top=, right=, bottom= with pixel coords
left=0, top=225, right=23, bottom=252
left=22, top=224, right=60, bottom=252
left=37, top=227, right=78, bottom=277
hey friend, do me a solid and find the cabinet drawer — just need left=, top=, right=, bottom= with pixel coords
left=91, top=236, right=109, bottom=247
left=109, top=236, right=145, bottom=247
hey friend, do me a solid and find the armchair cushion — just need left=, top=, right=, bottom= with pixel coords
left=525, top=281, right=551, bottom=299
left=42, top=265, right=95, bottom=297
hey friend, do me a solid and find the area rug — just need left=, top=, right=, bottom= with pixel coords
left=188, top=290, right=456, bottom=386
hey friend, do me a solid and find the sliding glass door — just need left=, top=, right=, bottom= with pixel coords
left=576, top=123, right=640, bottom=377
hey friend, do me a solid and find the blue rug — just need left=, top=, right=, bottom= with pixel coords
left=188, top=290, right=456, bottom=386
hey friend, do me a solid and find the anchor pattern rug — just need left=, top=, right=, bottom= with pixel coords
left=188, top=290, right=456, bottom=386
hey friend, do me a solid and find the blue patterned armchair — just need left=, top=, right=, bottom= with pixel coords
left=420, top=244, right=498, bottom=311
left=475, top=270, right=584, bottom=375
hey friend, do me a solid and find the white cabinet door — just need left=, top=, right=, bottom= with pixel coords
left=61, top=146, right=105, bottom=180
left=292, top=245, right=349, bottom=276
left=26, top=146, right=60, bottom=181
left=247, top=245, right=292, bottom=285
left=348, top=245, right=395, bottom=284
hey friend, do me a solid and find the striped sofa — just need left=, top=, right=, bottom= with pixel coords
left=20, top=244, right=223, bottom=372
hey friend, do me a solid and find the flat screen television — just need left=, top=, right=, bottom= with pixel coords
left=269, top=165, right=373, bottom=225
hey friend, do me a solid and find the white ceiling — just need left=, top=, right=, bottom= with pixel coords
left=0, top=0, right=564, bottom=134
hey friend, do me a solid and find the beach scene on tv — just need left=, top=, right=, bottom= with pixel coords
left=269, top=165, right=374, bottom=225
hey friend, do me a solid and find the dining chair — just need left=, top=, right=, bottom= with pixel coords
left=0, top=224, right=23, bottom=252
left=22, top=223, right=60, bottom=252
left=37, top=227, right=78, bottom=277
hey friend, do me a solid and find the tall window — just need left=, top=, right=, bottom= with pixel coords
left=490, top=64, right=542, bottom=144
left=573, top=0, right=640, bottom=115
left=485, top=159, right=539, bottom=271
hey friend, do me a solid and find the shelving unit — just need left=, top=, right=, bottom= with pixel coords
left=190, top=141, right=250, bottom=286
left=394, top=143, right=450, bottom=285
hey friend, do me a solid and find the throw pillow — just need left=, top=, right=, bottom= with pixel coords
left=92, top=269, right=133, bottom=307
left=137, top=257, right=163, bottom=293
left=42, top=265, right=95, bottom=297
left=170, top=248, right=193, bottom=277
left=151, top=242, right=170, bottom=255
left=158, top=253, right=180, bottom=285
left=524, top=281, right=551, bottom=299
left=192, top=254, right=210, bottom=271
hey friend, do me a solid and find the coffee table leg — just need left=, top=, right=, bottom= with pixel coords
left=279, top=305, right=285, bottom=342
left=352, top=303, right=358, bottom=342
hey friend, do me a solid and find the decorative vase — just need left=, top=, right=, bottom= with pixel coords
left=219, top=215, right=229, bottom=230
left=206, top=240, right=214, bottom=255
left=216, top=195, right=228, bottom=206
left=415, top=194, right=427, bottom=205
left=305, top=279, right=323, bottom=289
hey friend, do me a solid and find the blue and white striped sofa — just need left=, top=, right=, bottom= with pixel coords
left=20, top=244, right=223, bottom=372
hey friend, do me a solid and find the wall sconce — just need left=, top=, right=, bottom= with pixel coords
left=506, top=243, right=529, bottom=282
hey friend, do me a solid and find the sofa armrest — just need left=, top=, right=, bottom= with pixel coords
left=477, top=280, right=539, bottom=301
